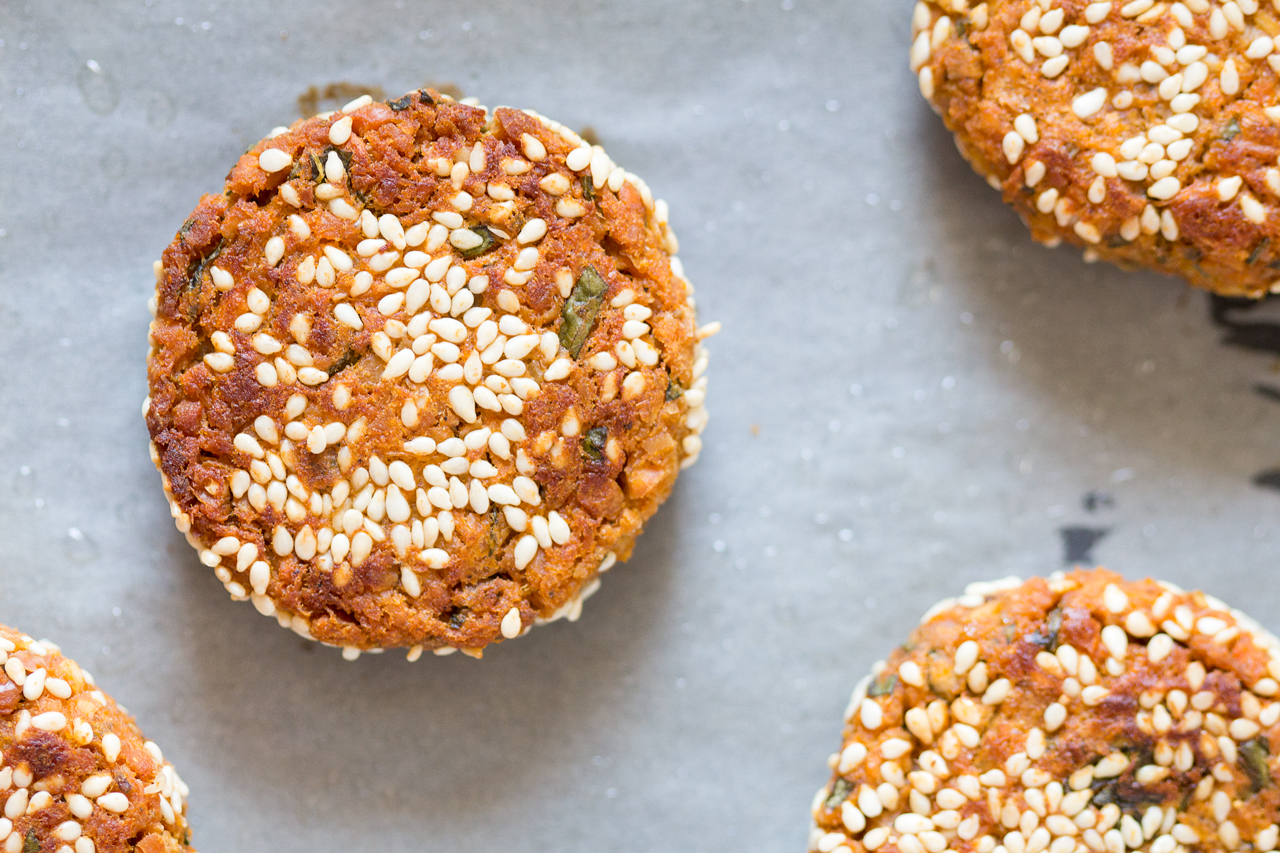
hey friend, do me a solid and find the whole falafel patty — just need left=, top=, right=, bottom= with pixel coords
left=145, top=90, right=715, bottom=658
left=914, top=0, right=1280, bottom=296
left=0, top=626, right=193, bottom=853
left=809, top=569, right=1280, bottom=853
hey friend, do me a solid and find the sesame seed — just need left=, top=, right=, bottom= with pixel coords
left=500, top=607, right=522, bottom=638
left=1147, top=177, right=1181, bottom=200
left=861, top=698, right=885, bottom=729
left=521, top=133, right=547, bottom=161
left=1041, top=55, right=1069, bottom=77
left=29, top=710, right=66, bottom=732
left=258, top=148, right=292, bottom=173
left=1072, top=88, right=1108, bottom=119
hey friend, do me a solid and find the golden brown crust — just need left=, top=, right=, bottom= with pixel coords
left=0, top=627, right=193, bottom=853
left=914, top=0, right=1280, bottom=296
left=144, top=90, right=711, bottom=656
left=809, top=569, right=1280, bottom=853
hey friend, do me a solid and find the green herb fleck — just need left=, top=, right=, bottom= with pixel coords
left=388, top=94, right=414, bottom=111
left=305, top=153, right=324, bottom=184
left=825, top=778, right=854, bottom=810
left=327, top=347, right=362, bottom=376
left=417, top=89, right=435, bottom=105
left=665, top=378, right=685, bottom=401
left=559, top=266, right=608, bottom=357
left=1241, top=738, right=1271, bottom=793
left=23, top=829, right=37, bottom=853
left=1248, top=238, right=1270, bottom=266
left=581, top=174, right=596, bottom=202
left=868, top=673, right=898, bottom=697
left=1222, top=118, right=1242, bottom=141
left=182, top=242, right=224, bottom=320
left=447, top=609, right=468, bottom=630
left=487, top=505, right=503, bottom=554
left=582, top=426, right=608, bottom=462
left=457, top=225, right=496, bottom=259
left=1026, top=607, right=1062, bottom=650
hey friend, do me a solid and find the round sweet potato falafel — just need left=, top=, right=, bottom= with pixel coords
left=809, top=569, right=1280, bottom=853
left=913, top=0, right=1280, bottom=296
left=145, top=90, right=714, bottom=658
left=0, top=626, right=193, bottom=853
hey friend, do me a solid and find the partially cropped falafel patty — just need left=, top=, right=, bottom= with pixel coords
left=809, top=569, right=1280, bottom=853
left=0, top=626, right=193, bottom=852
left=913, top=0, right=1280, bottom=296
left=145, top=89, right=714, bottom=658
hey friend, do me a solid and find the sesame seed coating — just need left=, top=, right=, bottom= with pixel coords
left=809, top=569, right=1280, bottom=853
left=0, top=626, right=193, bottom=853
left=914, top=0, right=1280, bottom=296
left=145, top=89, right=713, bottom=656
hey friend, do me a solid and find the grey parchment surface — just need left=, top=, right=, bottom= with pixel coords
left=2, top=1, right=1280, bottom=850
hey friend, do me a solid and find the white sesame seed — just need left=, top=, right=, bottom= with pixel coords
left=500, top=607, right=522, bottom=638
left=329, top=198, right=358, bottom=220
left=297, top=366, right=329, bottom=386
left=1147, top=177, right=1180, bottom=201
left=96, top=792, right=129, bottom=813
left=842, top=802, right=866, bottom=833
left=1021, top=160, right=1045, bottom=187
left=1085, top=1, right=1112, bottom=20
left=1095, top=752, right=1129, bottom=778
left=860, top=698, right=884, bottom=729
left=1088, top=152, right=1118, bottom=178
left=1241, top=193, right=1267, bottom=223
left=1060, top=25, right=1089, bottom=47
left=258, top=148, right=292, bottom=173
left=1103, top=583, right=1129, bottom=613
left=953, top=640, right=979, bottom=675
left=859, top=784, right=884, bottom=818
left=203, top=352, right=235, bottom=373
left=521, top=133, right=547, bottom=161
left=1033, top=35, right=1064, bottom=57
left=324, top=116, right=353, bottom=146
left=1075, top=221, right=1102, bottom=243
left=900, top=660, right=925, bottom=686
left=983, top=678, right=1010, bottom=704
left=210, top=265, right=234, bottom=290
left=517, top=218, right=548, bottom=245
left=1090, top=41, right=1113, bottom=71
left=918, top=66, right=936, bottom=99
left=1041, top=55, right=1069, bottom=77
left=898, top=815, right=936, bottom=835
left=1014, top=114, right=1039, bottom=145
left=263, top=236, right=286, bottom=268
left=513, top=534, right=538, bottom=570
left=30, top=710, right=66, bottom=732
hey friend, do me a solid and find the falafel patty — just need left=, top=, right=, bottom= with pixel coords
left=0, top=626, right=193, bottom=852
left=913, top=0, right=1280, bottom=296
left=809, top=569, right=1280, bottom=853
left=145, top=89, right=715, bottom=658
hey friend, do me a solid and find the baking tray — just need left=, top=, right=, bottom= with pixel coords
left=2, top=0, right=1280, bottom=848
